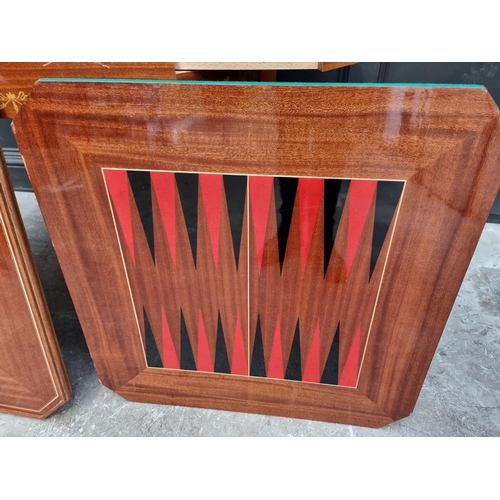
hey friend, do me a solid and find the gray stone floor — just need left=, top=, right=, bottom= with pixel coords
left=0, top=192, right=499, bottom=436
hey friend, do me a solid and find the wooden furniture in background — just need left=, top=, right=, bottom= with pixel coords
left=174, top=62, right=355, bottom=71
left=13, top=80, right=499, bottom=427
left=0, top=146, right=70, bottom=418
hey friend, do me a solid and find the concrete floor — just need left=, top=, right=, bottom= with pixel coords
left=0, top=191, right=499, bottom=436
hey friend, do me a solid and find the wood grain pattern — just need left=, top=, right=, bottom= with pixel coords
left=248, top=178, right=404, bottom=385
left=103, top=170, right=249, bottom=374
left=12, top=81, right=500, bottom=426
left=0, top=146, right=70, bottom=418
left=103, top=169, right=402, bottom=386
left=0, top=62, right=347, bottom=118
left=0, top=62, right=176, bottom=118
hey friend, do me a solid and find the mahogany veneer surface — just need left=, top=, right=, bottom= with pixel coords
left=0, top=63, right=352, bottom=118
left=0, top=146, right=70, bottom=418
left=12, top=80, right=500, bottom=427
left=0, top=63, right=176, bottom=118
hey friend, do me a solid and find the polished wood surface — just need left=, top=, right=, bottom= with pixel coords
left=103, top=171, right=402, bottom=386
left=0, top=62, right=352, bottom=118
left=13, top=81, right=500, bottom=426
left=248, top=178, right=404, bottom=385
left=0, top=62, right=355, bottom=118
left=0, top=146, right=70, bottom=418
left=103, top=170, right=249, bottom=373
left=0, top=62, right=176, bottom=118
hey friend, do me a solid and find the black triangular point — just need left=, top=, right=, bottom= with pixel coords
left=274, top=177, right=298, bottom=273
left=250, top=317, right=266, bottom=377
left=180, top=310, right=197, bottom=371
left=223, top=175, right=247, bottom=268
left=144, top=308, right=162, bottom=368
left=370, top=181, right=404, bottom=279
left=321, top=324, right=340, bottom=385
left=285, top=320, right=301, bottom=381
left=324, top=179, right=350, bottom=276
left=214, top=314, right=230, bottom=374
left=175, top=173, right=198, bottom=266
left=128, top=171, right=155, bottom=262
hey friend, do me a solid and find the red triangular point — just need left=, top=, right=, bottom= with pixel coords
left=199, top=174, right=223, bottom=268
left=299, top=178, right=324, bottom=273
left=267, top=317, right=284, bottom=379
left=151, top=171, right=176, bottom=266
left=346, top=180, right=377, bottom=278
left=197, top=311, right=214, bottom=372
left=302, top=320, right=321, bottom=383
left=339, top=323, right=361, bottom=387
left=250, top=176, right=274, bottom=272
left=104, top=169, right=135, bottom=265
left=161, top=308, right=179, bottom=369
left=231, top=314, right=248, bottom=375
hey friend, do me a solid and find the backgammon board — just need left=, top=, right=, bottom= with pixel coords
left=13, top=80, right=500, bottom=426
